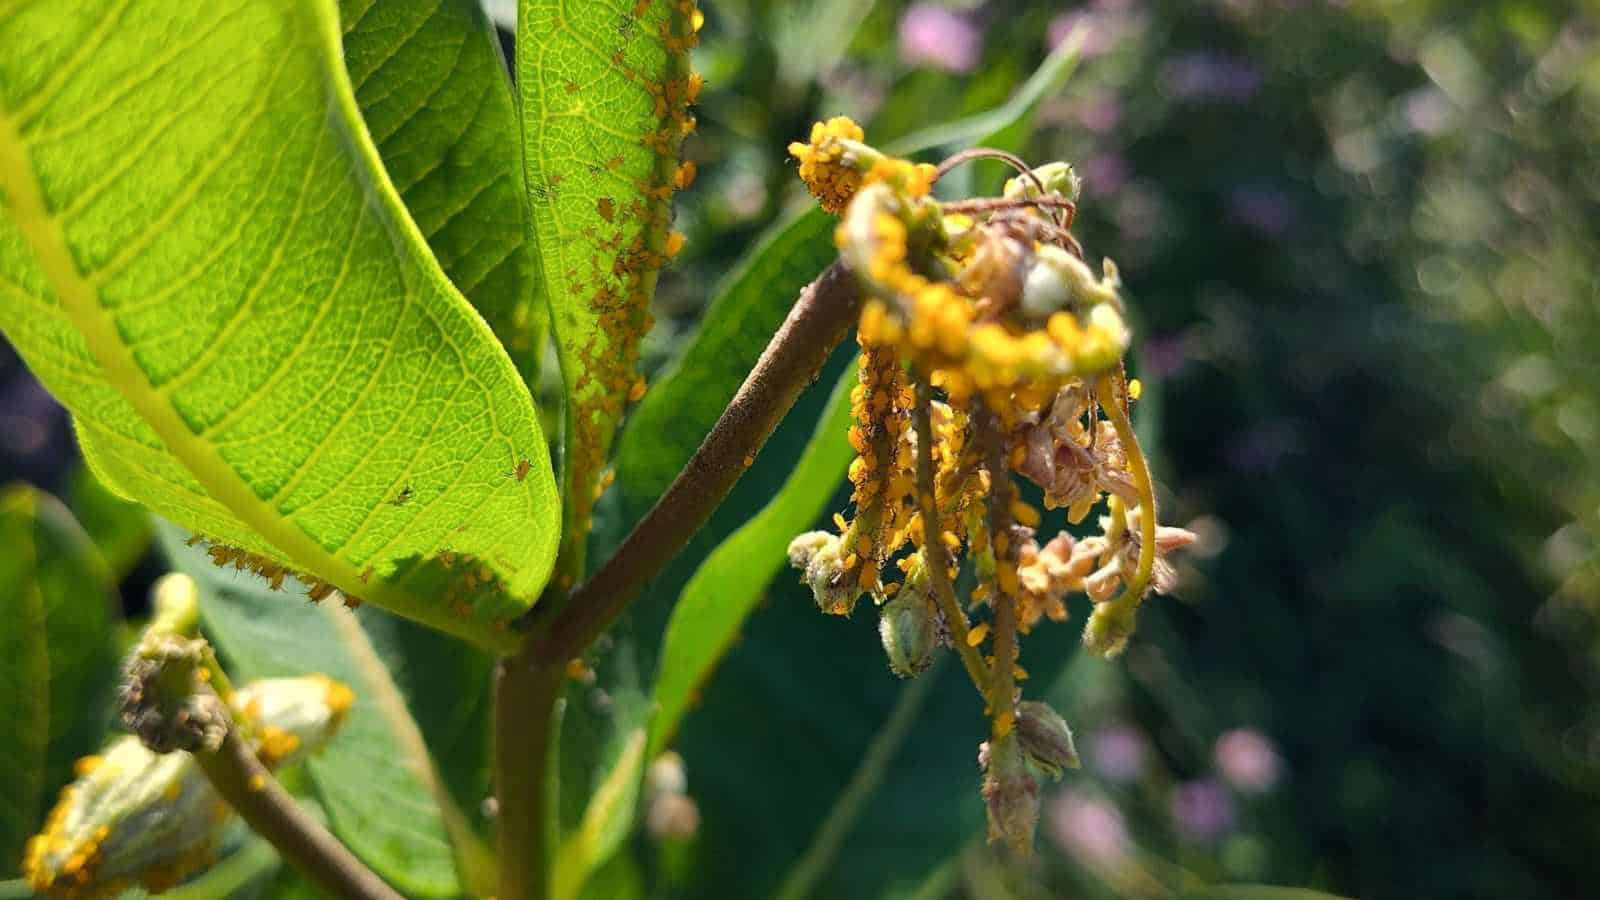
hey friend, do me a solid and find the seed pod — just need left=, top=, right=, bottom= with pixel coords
left=878, top=582, right=936, bottom=677
left=1015, top=700, right=1080, bottom=779
left=980, top=733, right=1041, bottom=856
left=786, top=530, right=861, bottom=615
left=230, top=675, right=356, bottom=768
left=23, top=736, right=227, bottom=900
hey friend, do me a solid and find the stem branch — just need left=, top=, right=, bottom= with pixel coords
left=911, top=378, right=989, bottom=695
left=193, top=730, right=402, bottom=900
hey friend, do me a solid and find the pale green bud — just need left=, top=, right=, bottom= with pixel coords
left=787, top=530, right=862, bottom=615
left=878, top=582, right=937, bottom=677
left=1004, top=161, right=1082, bottom=204
left=1015, top=701, right=1080, bottom=779
left=1083, top=601, right=1138, bottom=658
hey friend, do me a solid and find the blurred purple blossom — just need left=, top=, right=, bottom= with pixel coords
left=1171, top=778, right=1236, bottom=843
left=1227, top=186, right=1297, bottom=237
left=1049, top=1, right=1147, bottom=59
left=1214, top=728, right=1284, bottom=792
left=1225, top=419, right=1304, bottom=472
left=898, top=5, right=982, bottom=74
left=1076, top=92, right=1123, bottom=134
left=1163, top=51, right=1263, bottom=103
left=1141, top=333, right=1189, bottom=379
left=1081, top=153, right=1130, bottom=196
left=1049, top=788, right=1130, bottom=868
left=1088, top=724, right=1147, bottom=782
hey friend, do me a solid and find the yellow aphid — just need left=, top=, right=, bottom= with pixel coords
left=1128, top=378, right=1143, bottom=401
left=967, top=623, right=990, bottom=646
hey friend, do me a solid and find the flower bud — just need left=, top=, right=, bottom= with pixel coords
left=1083, top=601, right=1138, bottom=658
left=1015, top=701, right=1080, bottom=779
left=878, top=583, right=936, bottom=677
left=23, top=736, right=227, bottom=900
left=118, top=635, right=227, bottom=755
left=981, top=733, right=1041, bottom=856
left=787, top=530, right=862, bottom=615
left=1003, top=161, right=1082, bottom=204
left=230, top=674, right=355, bottom=768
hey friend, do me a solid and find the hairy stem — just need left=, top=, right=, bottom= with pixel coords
left=977, top=407, right=1019, bottom=733
left=496, top=262, right=862, bottom=900
left=193, top=729, right=401, bottom=900
left=912, top=378, right=990, bottom=695
left=1096, top=371, right=1157, bottom=603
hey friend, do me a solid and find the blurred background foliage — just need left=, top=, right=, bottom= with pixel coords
left=4, top=0, right=1599, bottom=897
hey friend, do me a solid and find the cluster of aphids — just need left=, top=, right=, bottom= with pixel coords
left=785, top=119, right=1196, bottom=853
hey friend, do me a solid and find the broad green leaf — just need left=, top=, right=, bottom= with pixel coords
left=551, top=701, right=650, bottom=900
left=0, top=485, right=118, bottom=877
left=516, top=0, right=698, bottom=563
left=167, top=527, right=495, bottom=899
left=0, top=0, right=558, bottom=653
left=341, top=0, right=546, bottom=385
left=647, top=368, right=854, bottom=756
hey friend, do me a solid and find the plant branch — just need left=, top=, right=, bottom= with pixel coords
left=493, top=658, right=565, bottom=900
left=192, top=729, right=402, bottom=900
left=530, top=261, right=862, bottom=661
left=977, top=406, right=1019, bottom=732
left=495, top=261, right=862, bottom=900
left=912, top=378, right=990, bottom=695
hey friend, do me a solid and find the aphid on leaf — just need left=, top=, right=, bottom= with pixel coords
left=387, top=485, right=414, bottom=506
left=508, top=458, right=532, bottom=482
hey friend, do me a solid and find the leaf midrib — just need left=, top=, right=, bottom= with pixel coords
left=0, top=22, right=517, bottom=654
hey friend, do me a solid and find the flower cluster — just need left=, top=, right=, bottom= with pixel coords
left=785, top=120, right=1195, bottom=853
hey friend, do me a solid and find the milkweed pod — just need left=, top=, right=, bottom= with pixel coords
left=23, top=736, right=227, bottom=900
left=230, top=674, right=355, bottom=768
left=980, top=733, right=1040, bottom=856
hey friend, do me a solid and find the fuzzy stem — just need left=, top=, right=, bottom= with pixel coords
left=976, top=407, right=1019, bottom=733
left=193, top=729, right=402, bottom=900
left=1097, top=372, right=1157, bottom=603
left=912, top=378, right=990, bottom=695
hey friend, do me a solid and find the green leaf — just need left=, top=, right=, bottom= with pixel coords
left=341, top=0, right=547, bottom=385
left=516, top=0, right=697, bottom=560
left=551, top=701, right=650, bottom=900
left=167, top=526, right=496, bottom=898
left=0, top=0, right=558, bottom=652
left=0, top=485, right=118, bottom=877
left=647, top=367, right=854, bottom=756
left=1182, top=888, right=1355, bottom=900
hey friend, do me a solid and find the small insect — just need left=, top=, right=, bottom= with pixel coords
left=508, top=458, right=532, bottom=482
left=387, top=485, right=414, bottom=506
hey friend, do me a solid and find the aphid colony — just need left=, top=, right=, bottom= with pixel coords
left=786, top=118, right=1196, bottom=853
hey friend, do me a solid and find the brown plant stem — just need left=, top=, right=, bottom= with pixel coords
left=495, top=261, right=862, bottom=900
left=977, top=406, right=1020, bottom=734
left=912, top=378, right=990, bottom=695
left=193, top=729, right=402, bottom=900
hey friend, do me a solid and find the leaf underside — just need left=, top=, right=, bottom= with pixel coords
left=0, top=0, right=559, bottom=651
left=517, top=0, right=697, bottom=564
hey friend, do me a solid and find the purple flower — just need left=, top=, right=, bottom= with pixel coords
left=898, top=5, right=983, bottom=74
left=1226, top=186, right=1297, bottom=237
left=1049, top=788, right=1130, bottom=868
left=1162, top=52, right=1263, bottom=103
left=1171, top=778, right=1236, bottom=843
left=1081, top=153, right=1130, bottom=196
left=1088, top=724, right=1147, bottom=783
left=1214, top=728, right=1283, bottom=793
left=1049, top=4, right=1146, bottom=59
